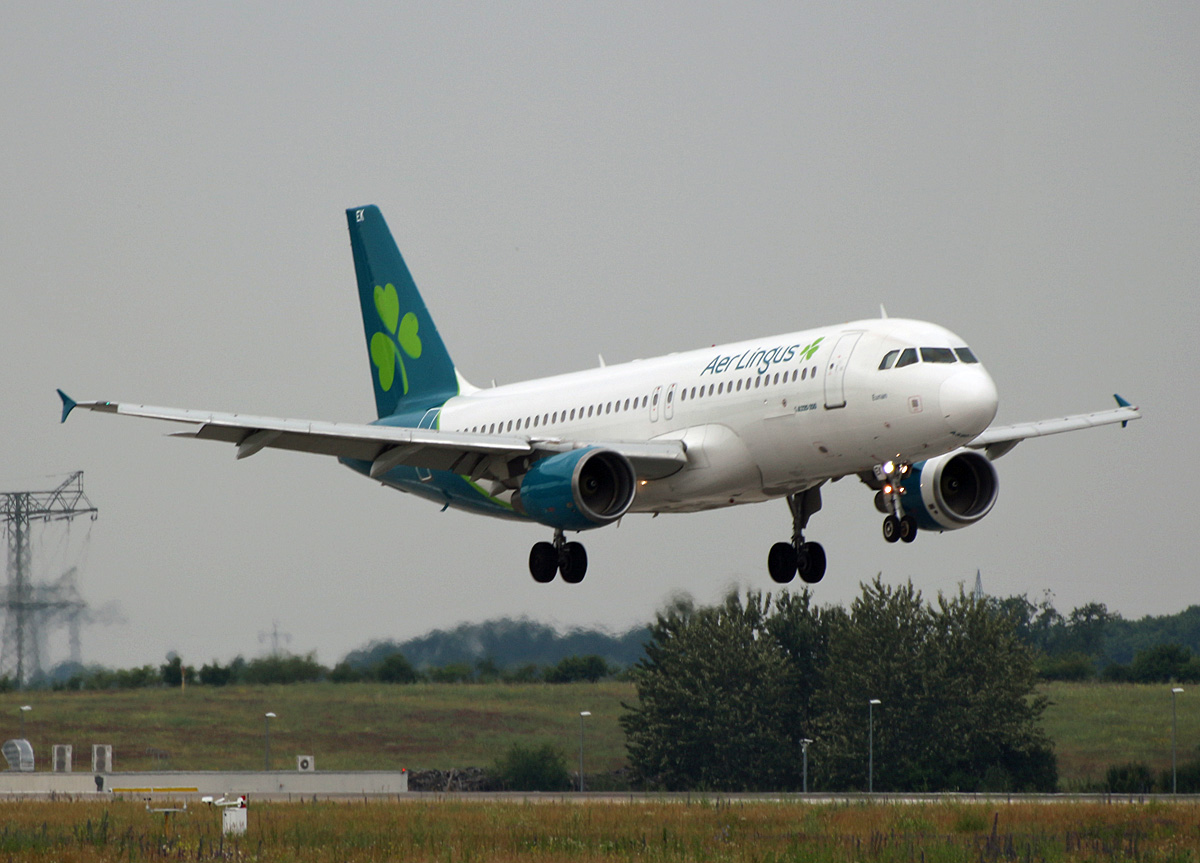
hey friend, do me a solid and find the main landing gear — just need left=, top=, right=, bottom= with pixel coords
left=767, top=487, right=827, bottom=584
left=529, top=529, right=588, bottom=584
left=875, top=461, right=918, bottom=545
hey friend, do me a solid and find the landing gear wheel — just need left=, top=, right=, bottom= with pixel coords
left=899, top=514, right=918, bottom=543
left=796, top=542, right=827, bottom=584
left=772, top=487, right=826, bottom=584
left=882, top=515, right=901, bottom=543
left=768, top=542, right=798, bottom=583
left=559, top=542, right=588, bottom=584
left=529, top=542, right=558, bottom=583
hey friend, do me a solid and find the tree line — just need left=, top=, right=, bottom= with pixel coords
left=996, top=596, right=1200, bottom=682
left=28, top=650, right=618, bottom=692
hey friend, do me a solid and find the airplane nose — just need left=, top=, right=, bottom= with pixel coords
left=940, top=368, right=999, bottom=438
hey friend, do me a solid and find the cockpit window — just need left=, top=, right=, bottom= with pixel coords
left=878, top=350, right=899, bottom=370
left=895, top=348, right=919, bottom=368
left=920, top=347, right=957, bottom=364
left=954, top=347, right=979, bottom=364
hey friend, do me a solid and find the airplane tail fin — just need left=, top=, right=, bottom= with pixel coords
left=347, top=206, right=465, bottom=419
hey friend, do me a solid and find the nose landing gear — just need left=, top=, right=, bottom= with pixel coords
left=767, top=487, right=827, bottom=584
left=529, top=529, right=589, bottom=584
left=877, top=461, right=918, bottom=544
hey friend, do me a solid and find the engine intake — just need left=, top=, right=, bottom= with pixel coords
left=900, top=449, right=999, bottom=532
left=517, top=447, right=636, bottom=531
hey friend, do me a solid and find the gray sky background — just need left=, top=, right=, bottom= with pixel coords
left=2, top=3, right=1196, bottom=672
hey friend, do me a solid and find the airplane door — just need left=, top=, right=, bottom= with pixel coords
left=650, top=386, right=662, bottom=422
left=416, top=408, right=440, bottom=481
left=664, top=384, right=677, bottom=421
left=823, top=331, right=863, bottom=410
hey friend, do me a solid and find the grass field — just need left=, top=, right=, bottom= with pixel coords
left=2, top=681, right=1198, bottom=787
left=0, top=682, right=633, bottom=774
left=1040, top=682, right=1200, bottom=788
left=1, top=798, right=1198, bottom=862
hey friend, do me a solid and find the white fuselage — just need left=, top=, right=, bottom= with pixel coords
left=434, top=318, right=999, bottom=513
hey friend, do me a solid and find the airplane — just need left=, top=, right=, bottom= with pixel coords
left=58, top=205, right=1141, bottom=585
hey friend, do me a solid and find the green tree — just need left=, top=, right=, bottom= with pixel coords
left=242, top=652, right=325, bottom=684
left=375, top=652, right=419, bottom=684
left=544, top=655, right=610, bottom=683
left=812, top=579, right=1055, bottom=792
left=199, top=660, right=233, bottom=686
left=622, top=591, right=797, bottom=791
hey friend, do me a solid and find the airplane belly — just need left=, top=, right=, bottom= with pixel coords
left=632, top=424, right=764, bottom=512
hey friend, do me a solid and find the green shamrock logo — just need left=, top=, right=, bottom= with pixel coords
left=370, top=283, right=422, bottom=393
left=799, top=336, right=824, bottom=361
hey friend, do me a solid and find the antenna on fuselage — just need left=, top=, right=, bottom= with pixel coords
left=879, top=304, right=889, bottom=319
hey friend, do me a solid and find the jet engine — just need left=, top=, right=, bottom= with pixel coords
left=898, top=449, right=999, bottom=532
left=516, top=447, right=636, bottom=531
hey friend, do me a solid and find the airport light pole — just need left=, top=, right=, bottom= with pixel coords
left=1172, top=688, right=1184, bottom=794
left=800, top=738, right=813, bottom=793
left=264, top=712, right=276, bottom=771
left=18, top=705, right=30, bottom=739
left=868, top=699, right=881, bottom=793
left=578, top=711, right=591, bottom=792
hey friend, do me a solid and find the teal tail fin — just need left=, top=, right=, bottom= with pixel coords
left=347, top=206, right=462, bottom=419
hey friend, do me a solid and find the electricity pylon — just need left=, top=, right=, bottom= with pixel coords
left=0, top=472, right=98, bottom=686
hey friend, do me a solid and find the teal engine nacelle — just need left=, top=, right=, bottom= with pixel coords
left=899, top=449, right=999, bottom=532
left=516, top=447, right=637, bottom=531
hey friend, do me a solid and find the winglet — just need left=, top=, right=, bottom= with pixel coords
left=1114, top=393, right=1132, bottom=427
left=57, top=389, right=77, bottom=424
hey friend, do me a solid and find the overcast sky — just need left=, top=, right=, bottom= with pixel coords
left=2, top=3, right=1196, bottom=672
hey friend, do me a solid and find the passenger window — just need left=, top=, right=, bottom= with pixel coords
left=773, top=373, right=780, bottom=385
left=955, top=347, right=979, bottom=363
left=736, top=380, right=742, bottom=392
left=921, top=347, right=956, bottom=364
left=879, top=350, right=900, bottom=370
left=895, top=348, right=918, bottom=368
left=801, top=368, right=807, bottom=380
left=625, top=398, right=631, bottom=410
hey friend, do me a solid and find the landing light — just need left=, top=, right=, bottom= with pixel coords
left=883, top=484, right=893, bottom=495
left=883, top=461, right=895, bottom=475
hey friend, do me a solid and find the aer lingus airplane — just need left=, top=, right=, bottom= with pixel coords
left=59, top=205, right=1140, bottom=585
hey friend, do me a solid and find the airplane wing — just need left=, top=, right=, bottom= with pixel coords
left=57, top=392, right=687, bottom=482
left=966, top=395, right=1141, bottom=460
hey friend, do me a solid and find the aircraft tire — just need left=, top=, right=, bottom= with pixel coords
left=882, top=515, right=901, bottom=543
left=559, top=542, right=588, bottom=584
left=768, top=542, right=798, bottom=583
left=900, top=515, right=918, bottom=543
left=529, top=542, right=558, bottom=583
left=797, top=542, right=826, bottom=584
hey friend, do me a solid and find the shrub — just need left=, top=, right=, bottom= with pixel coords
left=490, top=743, right=572, bottom=791
left=1105, top=762, right=1155, bottom=794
